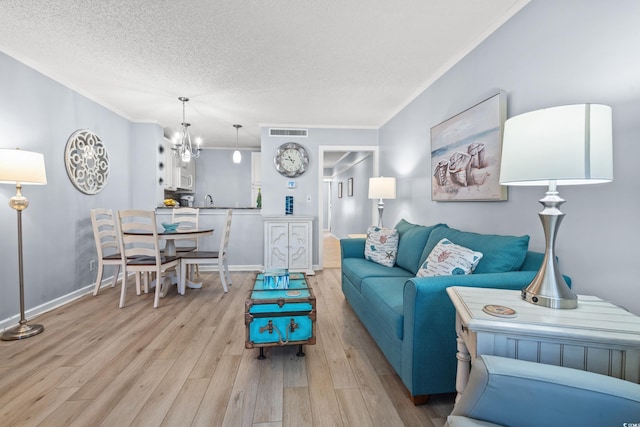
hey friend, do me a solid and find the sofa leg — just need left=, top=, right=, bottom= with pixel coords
left=409, top=393, right=430, bottom=406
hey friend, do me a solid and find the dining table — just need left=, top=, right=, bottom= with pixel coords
left=122, top=227, right=214, bottom=295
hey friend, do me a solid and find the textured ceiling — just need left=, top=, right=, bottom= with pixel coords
left=0, top=0, right=529, bottom=149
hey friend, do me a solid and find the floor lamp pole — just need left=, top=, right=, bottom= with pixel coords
left=2, top=183, right=44, bottom=341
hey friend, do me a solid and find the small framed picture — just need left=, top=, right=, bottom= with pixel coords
left=338, top=182, right=343, bottom=198
left=347, top=177, right=354, bottom=196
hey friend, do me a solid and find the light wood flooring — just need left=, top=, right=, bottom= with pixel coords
left=0, top=269, right=454, bottom=426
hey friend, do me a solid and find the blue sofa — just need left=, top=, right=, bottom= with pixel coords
left=446, top=355, right=640, bottom=426
left=340, top=219, right=549, bottom=404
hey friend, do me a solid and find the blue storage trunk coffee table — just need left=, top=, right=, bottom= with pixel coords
left=245, top=272, right=316, bottom=359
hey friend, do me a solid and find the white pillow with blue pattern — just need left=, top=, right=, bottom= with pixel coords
left=416, top=238, right=483, bottom=277
left=364, top=226, right=399, bottom=267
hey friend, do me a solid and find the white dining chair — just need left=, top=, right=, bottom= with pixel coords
left=90, top=208, right=122, bottom=296
left=117, top=209, right=180, bottom=308
left=179, top=209, right=232, bottom=294
left=171, top=207, right=199, bottom=252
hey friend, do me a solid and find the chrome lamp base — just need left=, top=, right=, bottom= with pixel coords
left=376, top=199, right=385, bottom=228
left=522, top=185, right=577, bottom=309
left=2, top=322, right=44, bottom=341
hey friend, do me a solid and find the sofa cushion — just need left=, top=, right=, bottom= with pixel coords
left=420, top=228, right=529, bottom=274
left=417, top=238, right=483, bottom=277
left=395, top=219, right=448, bottom=274
left=342, top=258, right=414, bottom=292
left=364, top=226, right=399, bottom=267
left=360, top=277, right=406, bottom=340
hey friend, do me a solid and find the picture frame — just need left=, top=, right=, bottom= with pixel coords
left=347, top=177, right=354, bottom=197
left=430, top=91, right=508, bottom=201
left=338, top=181, right=343, bottom=198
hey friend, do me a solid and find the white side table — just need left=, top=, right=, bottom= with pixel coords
left=446, top=286, right=640, bottom=402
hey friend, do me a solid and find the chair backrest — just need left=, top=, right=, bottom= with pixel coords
left=90, top=208, right=120, bottom=259
left=219, top=209, right=233, bottom=255
left=171, top=207, right=199, bottom=250
left=117, top=210, right=162, bottom=262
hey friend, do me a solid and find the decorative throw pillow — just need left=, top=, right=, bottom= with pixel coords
left=416, top=238, right=483, bottom=277
left=364, top=226, right=399, bottom=267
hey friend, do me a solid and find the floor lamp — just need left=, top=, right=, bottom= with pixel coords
left=368, top=177, right=396, bottom=227
left=500, top=104, right=613, bottom=309
left=0, top=148, right=47, bottom=340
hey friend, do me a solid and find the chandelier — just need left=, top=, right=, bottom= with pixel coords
left=172, top=97, right=201, bottom=162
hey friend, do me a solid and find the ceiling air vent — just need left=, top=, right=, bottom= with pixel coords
left=269, top=128, right=308, bottom=137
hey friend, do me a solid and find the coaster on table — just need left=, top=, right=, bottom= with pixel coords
left=286, top=290, right=302, bottom=297
left=482, top=304, right=517, bottom=318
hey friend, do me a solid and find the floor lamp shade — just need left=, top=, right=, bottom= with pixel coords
left=0, top=149, right=47, bottom=185
left=0, top=148, right=47, bottom=340
left=500, top=104, right=613, bottom=309
left=368, top=177, right=396, bottom=227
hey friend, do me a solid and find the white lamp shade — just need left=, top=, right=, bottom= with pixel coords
left=500, top=104, right=613, bottom=186
left=368, top=177, right=396, bottom=199
left=0, top=149, right=47, bottom=185
left=233, top=150, right=242, bottom=163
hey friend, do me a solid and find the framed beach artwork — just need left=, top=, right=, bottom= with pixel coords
left=430, top=91, right=507, bottom=201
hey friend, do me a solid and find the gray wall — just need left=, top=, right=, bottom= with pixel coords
left=379, top=0, right=640, bottom=314
left=0, top=51, right=138, bottom=321
left=260, top=128, right=378, bottom=266
left=330, top=152, right=374, bottom=239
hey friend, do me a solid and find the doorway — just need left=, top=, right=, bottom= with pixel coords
left=317, top=145, right=379, bottom=270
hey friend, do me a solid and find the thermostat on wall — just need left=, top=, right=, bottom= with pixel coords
left=287, top=181, right=296, bottom=189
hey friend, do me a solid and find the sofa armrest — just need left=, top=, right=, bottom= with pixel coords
left=448, top=355, right=640, bottom=427
left=401, top=271, right=539, bottom=396
left=340, top=238, right=366, bottom=260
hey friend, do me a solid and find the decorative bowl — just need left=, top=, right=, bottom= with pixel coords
left=161, top=222, right=179, bottom=232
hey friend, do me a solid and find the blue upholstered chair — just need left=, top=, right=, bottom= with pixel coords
left=446, top=355, right=640, bottom=427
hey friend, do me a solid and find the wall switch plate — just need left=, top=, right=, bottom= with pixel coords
left=89, top=260, right=96, bottom=271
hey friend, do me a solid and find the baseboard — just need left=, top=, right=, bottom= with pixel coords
left=1, top=264, right=262, bottom=332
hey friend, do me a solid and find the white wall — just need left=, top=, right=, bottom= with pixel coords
left=378, top=0, right=640, bottom=314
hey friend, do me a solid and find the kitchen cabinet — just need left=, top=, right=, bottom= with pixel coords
left=263, top=216, right=314, bottom=275
left=162, top=138, right=178, bottom=191
left=177, top=156, right=196, bottom=192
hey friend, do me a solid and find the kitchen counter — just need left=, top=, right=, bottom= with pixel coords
left=157, top=206, right=260, bottom=211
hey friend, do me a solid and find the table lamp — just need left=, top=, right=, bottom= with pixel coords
left=0, top=148, right=47, bottom=339
left=368, top=177, right=396, bottom=227
left=500, top=104, right=613, bottom=309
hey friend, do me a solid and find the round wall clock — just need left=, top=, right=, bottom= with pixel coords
left=64, top=129, right=110, bottom=194
left=274, top=142, right=309, bottom=177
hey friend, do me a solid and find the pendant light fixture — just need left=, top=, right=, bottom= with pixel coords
left=172, top=96, right=201, bottom=162
left=233, top=124, right=242, bottom=164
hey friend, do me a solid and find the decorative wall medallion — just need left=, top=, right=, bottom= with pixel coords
left=64, top=129, right=110, bottom=194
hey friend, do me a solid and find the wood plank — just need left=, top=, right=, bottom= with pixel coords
left=0, top=269, right=454, bottom=426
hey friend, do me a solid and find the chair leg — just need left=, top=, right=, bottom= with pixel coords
left=219, top=264, right=229, bottom=293
left=93, top=262, right=105, bottom=296
left=223, top=258, right=232, bottom=287
left=111, top=264, right=120, bottom=288
left=119, top=266, right=128, bottom=308
left=179, top=262, right=187, bottom=295
left=135, top=273, right=142, bottom=295
left=154, top=269, right=162, bottom=308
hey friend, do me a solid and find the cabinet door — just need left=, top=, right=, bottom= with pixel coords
left=265, top=222, right=289, bottom=270
left=163, top=138, right=177, bottom=190
left=288, top=222, right=310, bottom=271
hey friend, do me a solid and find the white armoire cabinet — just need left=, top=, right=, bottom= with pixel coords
left=263, top=216, right=314, bottom=275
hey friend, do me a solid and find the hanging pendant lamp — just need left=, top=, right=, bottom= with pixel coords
left=233, top=124, right=242, bottom=164
left=172, top=97, right=201, bottom=162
